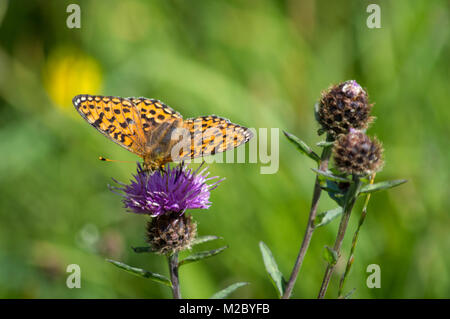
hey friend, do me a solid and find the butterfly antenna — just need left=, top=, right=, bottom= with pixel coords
left=98, top=156, right=134, bottom=163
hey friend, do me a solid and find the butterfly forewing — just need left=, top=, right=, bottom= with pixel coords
left=129, top=97, right=183, bottom=133
left=73, top=94, right=146, bottom=156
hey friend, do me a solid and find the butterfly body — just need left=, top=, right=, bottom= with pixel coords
left=73, top=94, right=253, bottom=171
left=142, top=117, right=184, bottom=170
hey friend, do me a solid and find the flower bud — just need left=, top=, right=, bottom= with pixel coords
left=333, top=129, right=383, bottom=176
left=146, top=212, right=197, bottom=255
left=317, top=80, right=373, bottom=136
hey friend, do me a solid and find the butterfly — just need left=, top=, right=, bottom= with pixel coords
left=73, top=94, right=254, bottom=171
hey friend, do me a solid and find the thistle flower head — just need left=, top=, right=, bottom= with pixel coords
left=146, top=212, right=197, bottom=255
left=112, top=163, right=223, bottom=216
left=317, top=80, right=373, bottom=136
left=333, top=129, right=384, bottom=176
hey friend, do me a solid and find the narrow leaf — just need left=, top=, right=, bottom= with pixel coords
left=359, top=179, right=407, bottom=194
left=132, top=246, right=155, bottom=253
left=322, top=180, right=346, bottom=207
left=210, top=282, right=249, bottom=299
left=328, top=192, right=345, bottom=207
left=312, top=168, right=351, bottom=183
left=320, top=180, right=343, bottom=194
left=259, top=241, right=286, bottom=297
left=179, top=246, right=228, bottom=266
left=317, top=141, right=334, bottom=147
left=283, top=131, right=320, bottom=162
left=192, top=235, right=222, bottom=246
left=107, top=259, right=171, bottom=287
left=314, top=207, right=343, bottom=228
left=323, top=246, right=338, bottom=266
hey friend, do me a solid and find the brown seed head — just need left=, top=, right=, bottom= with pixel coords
left=333, top=129, right=383, bottom=176
left=146, top=212, right=197, bottom=255
left=317, top=80, right=374, bottom=136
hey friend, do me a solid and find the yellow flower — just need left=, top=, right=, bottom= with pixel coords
left=43, top=46, right=102, bottom=111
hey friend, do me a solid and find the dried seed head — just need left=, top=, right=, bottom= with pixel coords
left=146, top=212, right=197, bottom=255
left=333, top=129, right=383, bottom=176
left=317, top=80, right=373, bottom=136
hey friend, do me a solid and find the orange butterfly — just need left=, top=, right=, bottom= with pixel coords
left=73, top=94, right=253, bottom=171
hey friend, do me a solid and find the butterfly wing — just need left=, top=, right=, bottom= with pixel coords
left=73, top=94, right=147, bottom=156
left=128, top=97, right=183, bottom=133
left=182, top=115, right=253, bottom=159
left=74, top=95, right=254, bottom=166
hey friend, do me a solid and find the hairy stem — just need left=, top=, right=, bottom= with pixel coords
left=168, top=253, right=181, bottom=299
left=317, top=175, right=362, bottom=299
left=282, top=135, right=333, bottom=299
left=337, top=174, right=376, bottom=297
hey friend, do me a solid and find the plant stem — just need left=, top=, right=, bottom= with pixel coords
left=168, top=253, right=181, bottom=299
left=317, top=175, right=362, bottom=299
left=282, top=135, right=333, bottom=299
left=337, top=174, right=376, bottom=297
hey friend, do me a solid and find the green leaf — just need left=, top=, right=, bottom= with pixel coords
left=283, top=131, right=320, bottom=163
left=312, top=168, right=351, bottom=183
left=192, top=235, right=222, bottom=246
left=210, top=282, right=249, bottom=299
left=359, top=179, right=407, bottom=194
left=323, top=246, right=338, bottom=266
left=259, top=241, right=286, bottom=297
left=314, top=207, right=343, bottom=228
left=323, top=180, right=347, bottom=207
left=328, top=192, right=345, bottom=207
left=329, top=167, right=345, bottom=175
left=320, top=180, right=342, bottom=193
left=131, top=246, right=155, bottom=253
left=317, top=141, right=334, bottom=147
left=179, top=246, right=228, bottom=266
left=107, top=259, right=172, bottom=287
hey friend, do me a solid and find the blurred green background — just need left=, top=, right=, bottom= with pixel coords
left=0, top=0, right=448, bottom=298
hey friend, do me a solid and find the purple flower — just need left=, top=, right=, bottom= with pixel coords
left=112, top=163, right=223, bottom=216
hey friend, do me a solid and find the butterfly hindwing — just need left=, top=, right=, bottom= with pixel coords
left=182, top=115, right=253, bottom=159
left=73, top=94, right=146, bottom=156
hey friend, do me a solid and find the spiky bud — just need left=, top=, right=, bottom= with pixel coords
left=317, top=80, right=373, bottom=136
left=146, top=213, right=197, bottom=255
left=333, top=129, right=383, bottom=176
